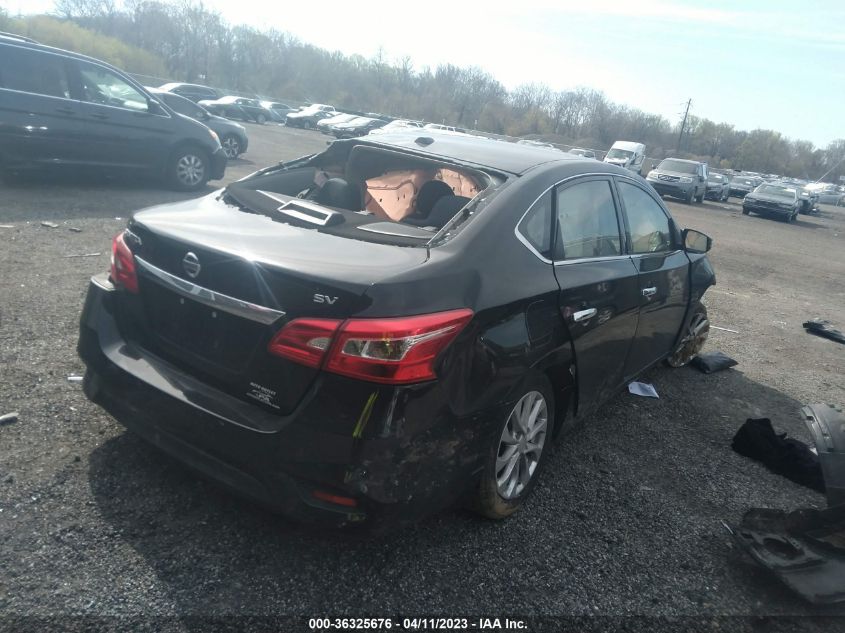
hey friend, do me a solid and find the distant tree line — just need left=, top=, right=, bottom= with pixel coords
left=2, top=1, right=843, bottom=182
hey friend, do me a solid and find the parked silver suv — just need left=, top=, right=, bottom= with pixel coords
left=646, top=158, right=708, bottom=204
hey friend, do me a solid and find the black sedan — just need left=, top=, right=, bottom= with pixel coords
left=742, top=183, right=801, bottom=222
left=330, top=116, right=388, bottom=138
left=148, top=88, right=249, bottom=160
left=78, top=132, right=715, bottom=529
left=729, top=174, right=761, bottom=198
left=198, top=96, right=273, bottom=124
left=705, top=172, right=730, bottom=201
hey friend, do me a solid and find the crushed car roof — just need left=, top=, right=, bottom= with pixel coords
left=355, top=130, right=583, bottom=175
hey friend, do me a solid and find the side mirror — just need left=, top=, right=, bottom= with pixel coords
left=147, top=99, right=164, bottom=115
left=683, top=228, right=712, bottom=254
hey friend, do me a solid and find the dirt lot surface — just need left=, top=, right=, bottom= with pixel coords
left=2, top=123, right=844, bottom=631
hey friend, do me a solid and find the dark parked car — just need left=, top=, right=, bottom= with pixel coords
left=729, top=174, right=761, bottom=198
left=742, top=183, right=801, bottom=222
left=779, top=180, right=818, bottom=213
left=260, top=101, right=296, bottom=123
left=148, top=88, right=248, bottom=160
left=330, top=116, right=388, bottom=138
left=568, top=147, right=597, bottom=159
left=198, top=96, right=273, bottom=124
left=159, top=82, right=219, bottom=103
left=705, top=172, right=730, bottom=201
left=78, top=132, right=715, bottom=528
left=646, top=158, right=708, bottom=203
left=286, top=103, right=337, bottom=128
left=0, top=34, right=226, bottom=191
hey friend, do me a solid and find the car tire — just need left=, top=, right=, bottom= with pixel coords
left=303, top=121, right=313, bottom=130
left=742, top=207, right=750, bottom=215
left=721, top=191, right=729, bottom=202
left=167, top=145, right=209, bottom=191
left=665, top=303, right=709, bottom=368
left=221, top=135, right=241, bottom=160
left=255, top=113, right=266, bottom=125
left=695, top=192, right=704, bottom=203
left=472, top=373, right=554, bottom=520
left=686, top=189, right=695, bottom=204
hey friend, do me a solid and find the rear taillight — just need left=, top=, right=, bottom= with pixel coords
left=268, top=309, right=473, bottom=384
left=110, top=231, right=138, bottom=293
left=267, top=318, right=342, bottom=368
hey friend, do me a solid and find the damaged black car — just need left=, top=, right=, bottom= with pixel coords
left=78, top=132, right=715, bottom=527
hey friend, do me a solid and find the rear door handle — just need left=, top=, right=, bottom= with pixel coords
left=572, top=308, right=597, bottom=323
left=642, top=287, right=657, bottom=298
left=55, top=107, right=75, bottom=115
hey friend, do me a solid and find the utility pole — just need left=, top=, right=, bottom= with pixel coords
left=676, top=99, right=692, bottom=152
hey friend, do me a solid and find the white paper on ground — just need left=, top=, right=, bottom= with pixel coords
left=628, top=381, right=659, bottom=398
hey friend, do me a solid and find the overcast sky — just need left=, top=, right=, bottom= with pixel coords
left=6, top=0, right=844, bottom=147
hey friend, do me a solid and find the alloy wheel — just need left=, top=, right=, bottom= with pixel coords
left=496, top=391, right=548, bottom=499
left=222, top=136, right=240, bottom=159
left=666, top=311, right=709, bottom=367
left=175, top=154, right=205, bottom=187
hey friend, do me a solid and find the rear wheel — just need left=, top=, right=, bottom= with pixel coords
left=742, top=207, right=750, bottom=215
left=472, top=374, right=554, bottom=519
left=303, top=121, right=313, bottom=130
left=255, top=113, right=266, bottom=125
left=721, top=190, right=729, bottom=202
left=168, top=146, right=209, bottom=191
left=686, top=189, right=695, bottom=204
left=665, top=304, right=709, bottom=367
left=695, top=191, right=704, bottom=203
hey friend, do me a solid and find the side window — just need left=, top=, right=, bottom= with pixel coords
left=617, top=181, right=674, bottom=254
left=0, top=47, right=70, bottom=99
left=76, top=61, right=148, bottom=111
left=517, top=191, right=553, bottom=259
left=163, top=94, right=201, bottom=118
left=553, top=180, right=621, bottom=260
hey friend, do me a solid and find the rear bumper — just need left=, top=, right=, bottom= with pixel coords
left=77, top=275, right=492, bottom=527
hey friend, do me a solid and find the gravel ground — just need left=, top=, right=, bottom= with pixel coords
left=1, top=124, right=844, bottom=631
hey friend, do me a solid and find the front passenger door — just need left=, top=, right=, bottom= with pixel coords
left=616, top=179, right=690, bottom=376
left=70, top=60, right=165, bottom=170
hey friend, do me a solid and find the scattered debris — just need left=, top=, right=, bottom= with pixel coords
left=68, top=227, right=83, bottom=233
left=628, top=382, right=659, bottom=398
left=0, top=224, right=13, bottom=229
left=0, top=412, right=19, bottom=426
left=40, top=221, right=59, bottom=228
left=66, top=375, right=83, bottom=383
left=690, top=351, right=737, bottom=374
left=803, top=319, right=845, bottom=345
left=63, top=252, right=102, bottom=259
left=731, top=405, right=845, bottom=604
left=732, top=417, right=824, bottom=492
left=710, top=325, right=739, bottom=333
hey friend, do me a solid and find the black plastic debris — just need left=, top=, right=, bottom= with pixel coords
left=690, top=351, right=737, bottom=374
left=732, top=418, right=825, bottom=493
left=0, top=411, right=18, bottom=426
left=729, top=505, right=845, bottom=604
left=803, top=319, right=845, bottom=345
left=803, top=404, right=845, bottom=507
left=730, top=404, right=845, bottom=604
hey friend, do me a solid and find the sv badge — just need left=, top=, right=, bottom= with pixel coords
left=313, top=293, right=339, bottom=305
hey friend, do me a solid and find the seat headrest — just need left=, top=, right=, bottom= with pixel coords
left=314, top=178, right=360, bottom=211
left=415, top=180, right=454, bottom=217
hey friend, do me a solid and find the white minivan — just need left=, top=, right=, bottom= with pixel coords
left=604, top=141, right=646, bottom=175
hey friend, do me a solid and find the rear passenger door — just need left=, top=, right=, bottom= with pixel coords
left=0, top=45, right=86, bottom=168
left=552, top=177, right=642, bottom=414
left=615, top=178, right=690, bottom=376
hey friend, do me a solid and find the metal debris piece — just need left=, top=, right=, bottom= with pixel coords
left=40, top=221, right=59, bottom=228
left=68, top=227, right=83, bottom=233
left=0, top=412, right=19, bottom=426
left=710, top=325, right=739, bottom=333
left=63, top=253, right=102, bottom=259
left=67, top=375, right=83, bottom=383
left=0, top=224, right=13, bottom=229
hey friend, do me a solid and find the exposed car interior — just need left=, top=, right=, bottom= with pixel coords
left=225, top=142, right=493, bottom=245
